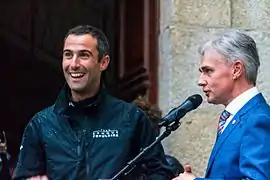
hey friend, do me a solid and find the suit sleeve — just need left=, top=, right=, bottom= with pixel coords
left=12, top=115, right=46, bottom=180
left=194, top=111, right=270, bottom=180
left=132, top=108, right=175, bottom=180
left=239, top=112, right=270, bottom=180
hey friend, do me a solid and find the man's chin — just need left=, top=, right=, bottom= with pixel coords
left=206, top=97, right=216, bottom=104
left=69, top=85, right=86, bottom=93
left=207, top=98, right=220, bottom=105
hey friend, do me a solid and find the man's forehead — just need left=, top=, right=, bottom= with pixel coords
left=200, top=58, right=221, bottom=67
left=64, top=34, right=97, bottom=47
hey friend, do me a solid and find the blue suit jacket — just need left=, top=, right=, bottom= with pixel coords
left=197, top=93, right=270, bottom=180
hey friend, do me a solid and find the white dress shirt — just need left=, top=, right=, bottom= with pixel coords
left=222, top=87, right=260, bottom=133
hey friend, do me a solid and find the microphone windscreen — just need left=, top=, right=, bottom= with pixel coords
left=187, top=94, right=203, bottom=109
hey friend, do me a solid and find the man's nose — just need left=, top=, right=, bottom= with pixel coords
left=70, top=56, right=80, bottom=69
left=198, top=75, right=206, bottom=87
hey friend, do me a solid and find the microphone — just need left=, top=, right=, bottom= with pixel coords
left=158, top=94, right=203, bottom=127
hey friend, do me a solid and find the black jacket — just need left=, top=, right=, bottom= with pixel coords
left=13, top=86, right=174, bottom=180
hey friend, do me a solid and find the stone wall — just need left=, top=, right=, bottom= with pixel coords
left=159, top=0, right=270, bottom=176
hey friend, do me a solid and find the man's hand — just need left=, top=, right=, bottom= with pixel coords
left=172, top=172, right=196, bottom=180
left=172, top=164, right=196, bottom=180
left=26, top=175, right=49, bottom=180
left=184, top=164, right=192, bottom=173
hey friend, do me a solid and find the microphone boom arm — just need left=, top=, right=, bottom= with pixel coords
left=102, top=94, right=202, bottom=180
left=109, top=121, right=182, bottom=180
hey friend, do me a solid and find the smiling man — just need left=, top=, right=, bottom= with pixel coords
left=13, top=25, right=174, bottom=180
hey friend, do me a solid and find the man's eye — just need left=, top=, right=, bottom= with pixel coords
left=79, top=53, right=90, bottom=59
left=63, top=52, right=73, bottom=59
left=204, top=69, right=213, bottom=74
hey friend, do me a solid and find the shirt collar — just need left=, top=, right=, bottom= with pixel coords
left=226, top=87, right=260, bottom=116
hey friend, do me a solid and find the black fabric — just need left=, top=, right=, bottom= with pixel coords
left=13, top=85, right=174, bottom=180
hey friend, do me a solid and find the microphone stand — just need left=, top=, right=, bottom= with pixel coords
left=108, top=121, right=182, bottom=180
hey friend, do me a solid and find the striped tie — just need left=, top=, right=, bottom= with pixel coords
left=217, top=110, right=230, bottom=136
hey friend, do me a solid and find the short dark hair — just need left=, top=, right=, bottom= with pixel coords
left=64, top=25, right=110, bottom=61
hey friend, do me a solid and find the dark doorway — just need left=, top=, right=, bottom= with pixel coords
left=1, top=37, right=64, bottom=157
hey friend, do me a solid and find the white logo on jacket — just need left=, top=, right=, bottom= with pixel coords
left=93, top=129, right=119, bottom=138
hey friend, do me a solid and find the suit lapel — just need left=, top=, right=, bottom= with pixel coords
left=205, top=93, right=265, bottom=176
left=206, top=114, right=240, bottom=175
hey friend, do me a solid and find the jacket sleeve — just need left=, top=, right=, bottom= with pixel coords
left=132, top=108, right=175, bottom=180
left=12, top=115, right=46, bottom=180
left=195, top=112, right=270, bottom=180
left=239, top=112, right=270, bottom=180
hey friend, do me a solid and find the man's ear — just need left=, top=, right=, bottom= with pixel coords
left=99, top=55, right=110, bottom=71
left=232, top=60, right=244, bottom=80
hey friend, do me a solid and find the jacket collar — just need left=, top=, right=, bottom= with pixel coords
left=53, top=83, right=105, bottom=115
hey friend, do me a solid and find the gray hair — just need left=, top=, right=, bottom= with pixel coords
left=199, top=30, right=260, bottom=84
